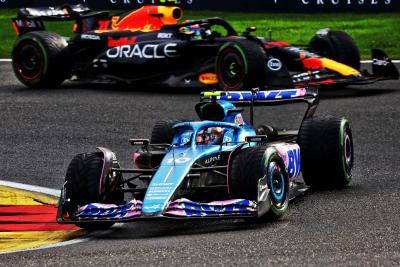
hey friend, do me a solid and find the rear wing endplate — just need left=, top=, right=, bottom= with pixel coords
left=11, top=4, right=106, bottom=36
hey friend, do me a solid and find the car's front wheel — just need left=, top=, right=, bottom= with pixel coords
left=64, top=152, right=124, bottom=230
left=229, top=146, right=289, bottom=220
left=215, top=39, right=267, bottom=90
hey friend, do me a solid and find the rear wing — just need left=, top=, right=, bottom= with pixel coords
left=17, top=4, right=92, bottom=19
left=200, top=87, right=319, bottom=124
left=12, top=4, right=108, bottom=36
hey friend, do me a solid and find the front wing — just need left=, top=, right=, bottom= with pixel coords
left=57, top=177, right=309, bottom=224
left=57, top=197, right=259, bottom=224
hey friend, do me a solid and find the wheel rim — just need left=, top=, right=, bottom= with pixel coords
left=344, top=133, right=353, bottom=169
left=268, top=161, right=286, bottom=208
left=217, top=47, right=245, bottom=89
left=339, top=119, right=354, bottom=186
left=342, top=125, right=353, bottom=176
left=14, top=40, right=44, bottom=81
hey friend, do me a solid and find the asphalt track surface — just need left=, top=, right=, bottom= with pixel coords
left=0, top=62, right=399, bottom=266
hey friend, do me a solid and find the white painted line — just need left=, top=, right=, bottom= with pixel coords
left=2, top=59, right=400, bottom=63
left=361, top=60, right=400, bottom=63
left=0, top=180, right=60, bottom=197
left=0, top=179, right=114, bottom=255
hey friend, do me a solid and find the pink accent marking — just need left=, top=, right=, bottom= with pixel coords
left=168, top=198, right=257, bottom=209
left=344, top=134, right=352, bottom=165
left=170, top=198, right=254, bottom=206
left=298, top=88, right=307, bottom=96
left=133, top=152, right=140, bottom=168
left=124, top=210, right=142, bottom=217
left=98, top=149, right=106, bottom=196
left=79, top=200, right=143, bottom=211
left=273, top=143, right=300, bottom=169
left=164, top=210, right=186, bottom=216
left=163, top=166, right=175, bottom=183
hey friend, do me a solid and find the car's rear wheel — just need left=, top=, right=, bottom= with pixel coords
left=255, top=124, right=278, bottom=141
left=229, top=146, right=289, bottom=220
left=150, top=120, right=182, bottom=144
left=12, top=31, right=71, bottom=88
left=297, top=116, right=353, bottom=188
left=216, top=39, right=266, bottom=90
left=135, top=120, right=182, bottom=169
left=64, top=152, right=124, bottom=230
left=309, top=29, right=361, bottom=70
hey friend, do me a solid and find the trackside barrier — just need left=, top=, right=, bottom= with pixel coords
left=0, top=0, right=399, bottom=12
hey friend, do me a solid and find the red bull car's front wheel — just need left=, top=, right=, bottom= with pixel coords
left=215, top=39, right=267, bottom=91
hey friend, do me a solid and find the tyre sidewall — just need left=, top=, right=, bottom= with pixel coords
left=12, top=31, right=70, bottom=88
left=309, top=30, right=360, bottom=70
left=298, top=116, right=354, bottom=188
left=215, top=40, right=267, bottom=90
left=216, top=42, right=247, bottom=90
left=229, top=146, right=289, bottom=219
left=339, top=119, right=353, bottom=184
left=263, top=152, right=289, bottom=217
left=12, top=34, right=49, bottom=86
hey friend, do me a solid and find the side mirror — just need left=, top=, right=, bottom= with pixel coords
left=130, top=139, right=150, bottom=146
left=245, top=135, right=268, bottom=143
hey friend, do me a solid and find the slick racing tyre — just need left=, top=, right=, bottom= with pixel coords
left=64, top=152, right=124, bottom=229
left=134, top=120, right=182, bottom=169
left=297, top=117, right=353, bottom=188
left=216, top=39, right=266, bottom=90
left=230, top=146, right=289, bottom=220
left=255, top=124, right=278, bottom=141
left=150, top=120, right=182, bottom=144
left=309, top=29, right=361, bottom=70
left=12, top=31, right=71, bottom=88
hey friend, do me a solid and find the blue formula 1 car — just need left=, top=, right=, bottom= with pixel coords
left=57, top=88, right=354, bottom=229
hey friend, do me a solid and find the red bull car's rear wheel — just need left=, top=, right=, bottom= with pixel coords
left=12, top=31, right=71, bottom=88
left=309, top=29, right=361, bottom=71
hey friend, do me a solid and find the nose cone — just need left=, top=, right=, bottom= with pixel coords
left=141, top=165, right=190, bottom=214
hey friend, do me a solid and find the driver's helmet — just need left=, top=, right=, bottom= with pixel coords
left=196, top=127, right=223, bottom=145
left=210, top=127, right=224, bottom=144
left=180, top=22, right=211, bottom=38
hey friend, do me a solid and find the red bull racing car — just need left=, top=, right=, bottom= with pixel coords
left=11, top=4, right=399, bottom=89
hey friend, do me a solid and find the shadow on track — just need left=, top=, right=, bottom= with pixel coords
left=96, top=218, right=281, bottom=240
left=10, top=81, right=398, bottom=99
left=317, top=85, right=397, bottom=100
left=93, top=185, right=359, bottom=241
left=61, top=81, right=204, bottom=95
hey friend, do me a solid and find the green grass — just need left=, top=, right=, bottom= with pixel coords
left=0, top=9, right=399, bottom=59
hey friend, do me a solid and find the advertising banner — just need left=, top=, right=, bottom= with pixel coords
left=0, top=0, right=399, bottom=12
